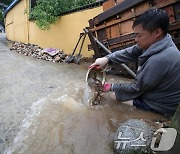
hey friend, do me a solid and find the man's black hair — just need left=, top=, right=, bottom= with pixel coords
left=133, top=8, right=169, bottom=35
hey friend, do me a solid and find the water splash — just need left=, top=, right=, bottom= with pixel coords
left=81, top=83, right=95, bottom=105
left=5, top=82, right=165, bottom=154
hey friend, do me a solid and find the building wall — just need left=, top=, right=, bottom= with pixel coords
left=5, top=0, right=28, bottom=43
left=28, top=7, right=103, bottom=57
left=5, top=0, right=103, bottom=57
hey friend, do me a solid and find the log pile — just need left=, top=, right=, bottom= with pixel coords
left=10, top=42, right=67, bottom=63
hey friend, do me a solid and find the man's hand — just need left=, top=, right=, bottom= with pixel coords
left=103, top=83, right=111, bottom=92
left=89, top=57, right=108, bottom=69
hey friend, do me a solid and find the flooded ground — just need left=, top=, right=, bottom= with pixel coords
left=5, top=78, right=166, bottom=154
left=0, top=34, right=167, bottom=154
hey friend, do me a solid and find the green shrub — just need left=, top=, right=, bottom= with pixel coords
left=31, top=0, right=96, bottom=30
left=0, top=8, right=3, bottom=21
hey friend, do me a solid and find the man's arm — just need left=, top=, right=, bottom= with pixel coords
left=90, top=45, right=142, bottom=70
left=111, top=57, right=168, bottom=101
left=106, top=45, right=142, bottom=64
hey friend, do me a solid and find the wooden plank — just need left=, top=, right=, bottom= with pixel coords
left=153, top=0, right=178, bottom=8
left=91, top=0, right=178, bottom=32
left=169, top=20, right=180, bottom=31
left=91, top=1, right=150, bottom=32
left=163, top=6, right=175, bottom=23
left=134, top=1, right=151, bottom=14
left=99, top=20, right=180, bottom=49
left=89, top=19, right=94, bottom=29
left=106, top=27, right=111, bottom=39
left=109, top=40, right=136, bottom=50
left=91, top=4, right=148, bottom=32
left=102, top=0, right=115, bottom=11
left=117, top=0, right=124, bottom=4
left=117, top=23, right=122, bottom=37
left=117, top=8, right=133, bottom=20
left=107, top=33, right=136, bottom=46
left=110, top=24, right=120, bottom=38
left=174, top=2, right=180, bottom=20
left=93, top=0, right=146, bottom=25
left=97, top=29, right=107, bottom=41
left=120, top=20, right=134, bottom=35
left=91, top=0, right=178, bottom=31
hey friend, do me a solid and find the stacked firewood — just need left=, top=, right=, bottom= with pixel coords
left=10, top=42, right=67, bottom=63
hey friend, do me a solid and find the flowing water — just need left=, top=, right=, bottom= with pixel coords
left=0, top=33, right=168, bottom=154
left=4, top=73, right=166, bottom=154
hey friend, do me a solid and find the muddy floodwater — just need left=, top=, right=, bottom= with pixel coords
left=5, top=75, right=165, bottom=154
left=0, top=34, right=166, bottom=154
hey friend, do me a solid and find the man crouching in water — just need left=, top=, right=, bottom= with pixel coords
left=90, top=8, right=180, bottom=117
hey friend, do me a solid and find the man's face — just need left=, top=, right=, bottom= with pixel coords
left=133, top=24, right=158, bottom=50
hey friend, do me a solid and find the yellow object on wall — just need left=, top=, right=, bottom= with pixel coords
left=5, top=0, right=103, bottom=57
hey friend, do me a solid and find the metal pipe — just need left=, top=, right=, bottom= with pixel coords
left=3, top=0, right=21, bottom=18
left=84, top=28, right=136, bottom=78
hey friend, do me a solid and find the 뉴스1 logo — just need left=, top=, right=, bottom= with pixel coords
left=115, top=128, right=177, bottom=152
left=115, top=132, right=147, bottom=149
left=151, top=128, right=177, bottom=151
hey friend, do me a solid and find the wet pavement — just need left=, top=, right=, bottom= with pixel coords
left=0, top=33, right=167, bottom=154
